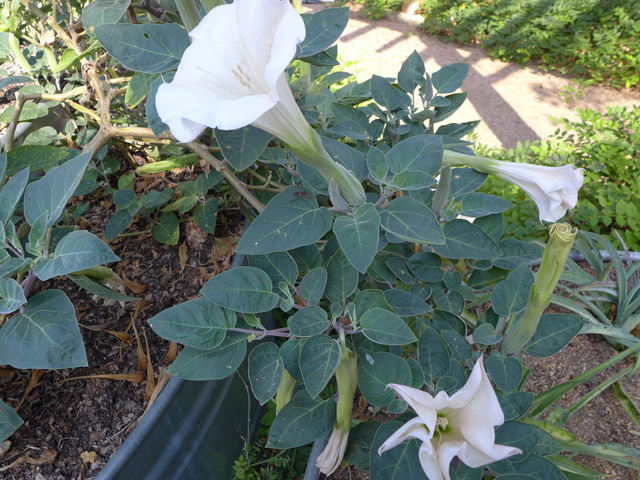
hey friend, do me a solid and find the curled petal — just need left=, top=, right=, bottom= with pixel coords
left=315, top=427, right=349, bottom=475
left=386, top=384, right=438, bottom=433
left=378, top=417, right=432, bottom=456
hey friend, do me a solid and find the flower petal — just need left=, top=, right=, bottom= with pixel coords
left=316, top=426, right=349, bottom=475
left=418, top=442, right=447, bottom=480
left=386, top=384, right=438, bottom=432
left=377, top=417, right=433, bottom=455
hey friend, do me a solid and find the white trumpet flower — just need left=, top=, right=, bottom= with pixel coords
left=378, top=359, right=521, bottom=480
left=156, top=0, right=366, bottom=205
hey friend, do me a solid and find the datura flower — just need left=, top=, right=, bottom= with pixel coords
left=316, top=333, right=358, bottom=475
left=443, top=150, right=583, bottom=222
left=378, top=359, right=521, bottom=480
left=156, top=0, right=366, bottom=205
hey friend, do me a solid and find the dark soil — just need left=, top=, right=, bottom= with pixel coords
left=0, top=154, right=244, bottom=479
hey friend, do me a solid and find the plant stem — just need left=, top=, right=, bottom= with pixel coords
left=228, top=327, right=292, bottom=338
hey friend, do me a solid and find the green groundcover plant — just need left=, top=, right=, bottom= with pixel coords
left=478, top=105, right=640, bottom=250
left=419, top=0, right=640, bottom=89
left=0, top=0, right=639, bottom=478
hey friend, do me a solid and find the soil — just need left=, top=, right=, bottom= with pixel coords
left=0, top=153, right=244, bottom=479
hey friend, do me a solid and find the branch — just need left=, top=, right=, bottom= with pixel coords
left=19, top=0, right=83, bottom=55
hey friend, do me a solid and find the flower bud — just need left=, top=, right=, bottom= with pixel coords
left=275, top=369, right=296, bottom=414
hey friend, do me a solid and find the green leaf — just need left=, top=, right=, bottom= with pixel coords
left=472, top=323, right=501, bottom=345
left=288, top=305, right=330, bottom=337
left=125, top=72, right=159, bottom=108
left=267, top=390, right=336, bottom=449
left=418, top=328, right=451, bottom=384
left=0, top=278, right=26, bottom=314
left=151, top=212, right=179, bottom=245
left=495, top=421, right=541, bottom=463
left=434, top=92, right=467, bottom=122
left=248, top=251, right=298, bottom=288
left=491, top=262, right=535, bottom=316
left=146, top=73, right=173, bottom=137
left=370, top=421, right=428, bottom=480
left=367, top=147, right=389, bottom=183
left=0, top=102, right=48, bottom=123
left=360, top=307, right=417, bottom=346
left=434, top=219, right=502, bottom=259
left=299, top=267, right=327, bottom=306
left=82, top=0, right=131, bottom=28
left=167, top=331, right=248, bottom=380
left=298, top=7, right=349, bottom=58
left=493, top=239, right=543, bottom=270
left=193, top=197, right=219, bottom=234
left=487, top=355, right=523, bottom=394
left=0, top=398, right=23, bottom=443
left=344, top=421, right=381, bottom=470
left=468, top=267, right=509, bottom=291
left=432, top=310, right=466, bottom=336
left=513, top=454, right=568, bottom=479
left=26, top=212, right=49, bottom=256
left=451, top=463, right=484, bottom=480
left=201, top=266, right=279, bottom=314
left=249, top=343, right=284, bottom=406
left=406, top=252, right=444, bottom=283
left=499, top=392, right=534, bottom=421
left=440, top=330, right=472, bottom=361
left=458, top=193, right=513, bottom=217
left=371, top=75, right=401, bottom=110
left=68, top=274, right=138, bottom=301
left=378, top=197, right=444, bottom=244
left=325, top=248, right=358, bottom=303
left=236, top=186, right=332, bottom=255
left=334, top=203, right=380, bottom=273
left=398, top=50, right=426, bottom=93
left=432, top=290, right=465, bottom=315
left=386, top=135, right=442, bottom=188
left=0, top=76, right=35, bottom=91
left=0, top=168, right=29, bottom=223
left=215, top=126, right=272, bottom=172
left=385, top=257, right=416, bottom=285
left=384, top=289, right=432, bottom=317
left=355, top=290, right=394, bottom=318
left=321, top=136, right=368, bottom=182
left=0, top=258, right=32, bottom=278
left=0, top=290, right=87, bottom=369
left=6, top=147, right=66, bottom=176
left=280, top=338, right=305, bottom=382
left=94, top=23, right=190, bottom=73
left=358, top=351, right=412, bottom=406
left=432, top=63, right=469, bottom=94
left=525, top=314, right=585, bottom=358
left=300, top=334, right=342, bottom=398
left=34, top=231, right=119, bottom=281
left=449, top=167, right=488, bottom=198
left=147, top=297, right=236, bottom=350
left=532, top=429, right=562, bottom=457
left=475, top=212, right=505, bottom=242
left=24, top=151, right=91, bottom=228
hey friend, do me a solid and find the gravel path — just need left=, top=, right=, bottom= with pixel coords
left=308, top=4, right=640, bottom=149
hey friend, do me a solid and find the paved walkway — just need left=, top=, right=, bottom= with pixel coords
left=308, top=5, right=640, bottom=149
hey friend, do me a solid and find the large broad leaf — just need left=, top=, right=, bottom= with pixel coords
left=0, top=168, right=29, bottom=223
left=418, top=328, right=451, bottom=384
left=344, top=421, right=381, bottom=470
left=386, top=135, right=442, bottom=188
left=279, top=338, right=305, bottom=382
left=491, top=262, right=535, bottom=316
left=499, top=392, right=534, bottom=421
left=434, top=219, right=502, bottom=260
left=299, top=267, right=327, bottom=305
left=288, top=306, right=330, bottom=337
left=449, top=167, right=487, bottom=198
left=34, top=230, right=119, bottom=281
left=370, top=75, right=402, bottom=110
left=7, top=145, right=68, bottom=175
left=355, top=290, right=394, bottom=318
left=378, top=197, right=444, bottom=244
left=495, top=421, right=541, bottom=463
left=267, top=390, right=336, bottom=449
left=24, top=151, right=92, bottom=228
left=300, top=334, right=342, bottom=398
left=215, top=126, right=272, bottom=172
left=94, top=23, right=190, bottom=73
left=458, top=193, right=513, bottom=218
left=125, top=72, right=159, bottom=108
left=0, top=398, right=23, bottom=443
left=512, top=454, right=568, bottom=479
left=432, top=63, right=469, bottom=94
left=146, top=73, right=173, bottom=137
left=0, top=290, right=87, bottom=369
left=248, top=251, right=298, bottom=288
left=298, top=7, right=350, bottom=58
left=384, top=289, right=432, bottom=317
left=200, top=266, right=279, bottom=314
left=334, top=203, right=380, bottom=273
left=0, top=278, right=26, bottom=314
left=324, top=249, right=359, bottom=303
left=360, top=308, right=417, bottom=345
left=236, top=186, right=332, bottom=255
left=487, top=355, right=523, bottom=394
left=493, top=239, right=543, bottom=270
left=147, top=297, right=236, bottom=350
left=82, top=0, right=131, bottom=28
left=358, top=351, right=412, bottom=406
left=406, top=252, right=444, bottom=283
left=249, top=343, right=284, bottom=406
left=370, top=421, right=428, bottom=480
left=525, top=314, right=585, bottom=358
left=322, top=136, right=368, bottom=182
left=167, top=331, right=248, bottom=380
left=398, top=50, right=426, bottom=93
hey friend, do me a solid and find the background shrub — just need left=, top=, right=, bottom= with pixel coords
left=419, top=0, right=640, bottom=89
left=478, top=105, right=640, bottom=249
